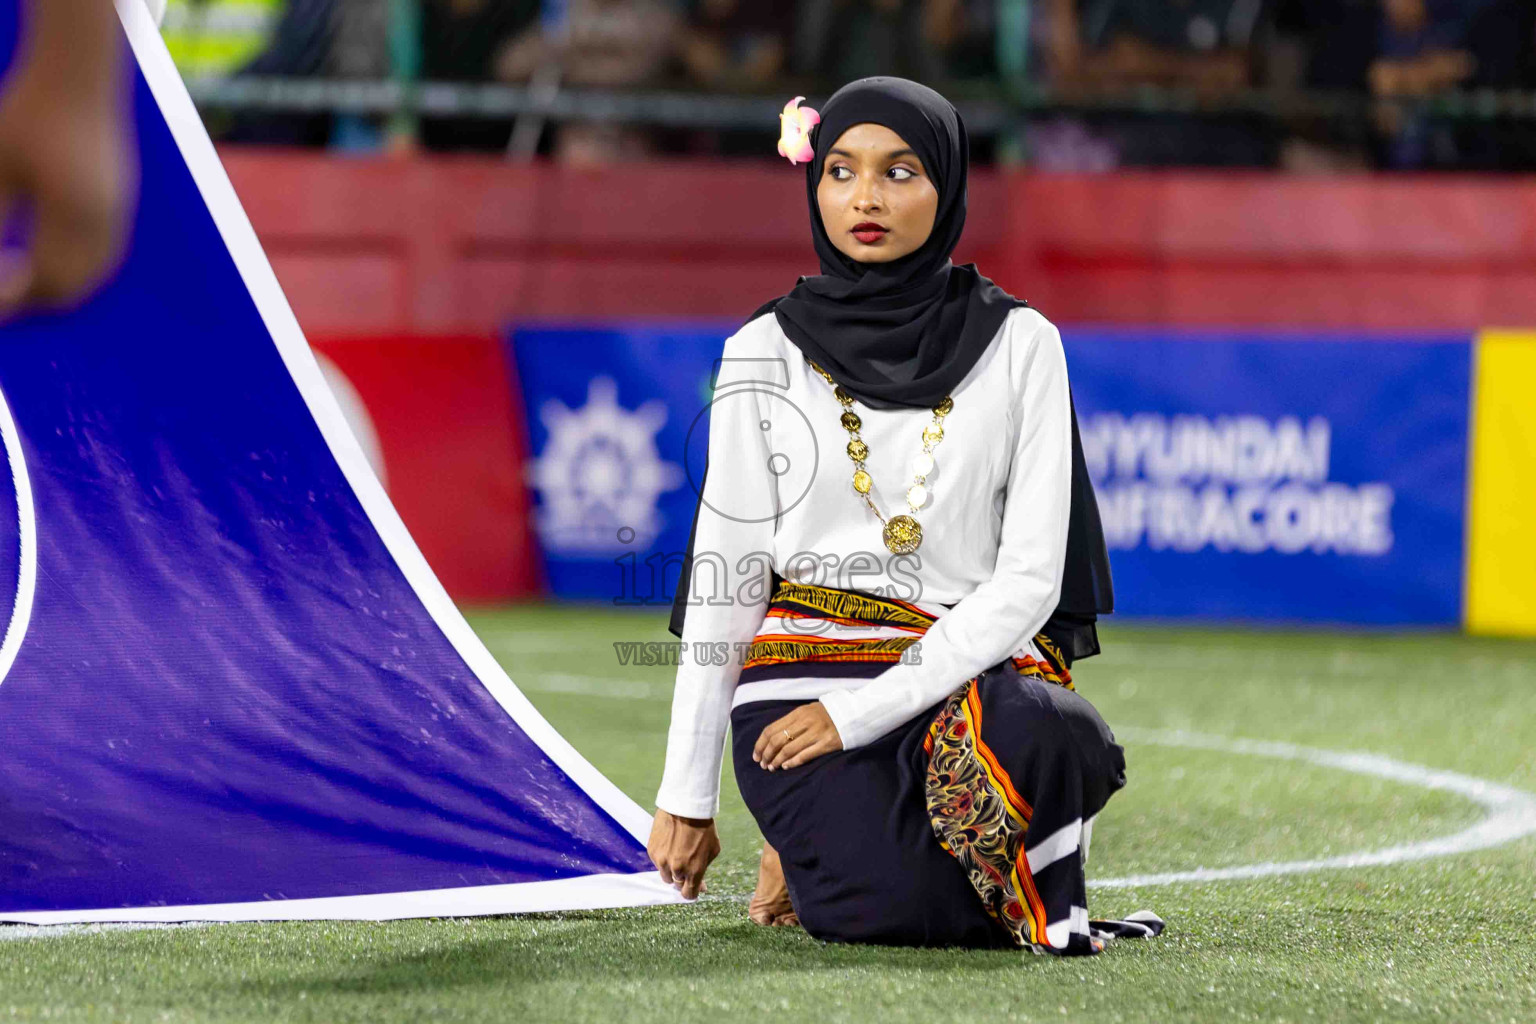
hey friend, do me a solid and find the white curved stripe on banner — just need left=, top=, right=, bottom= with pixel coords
left=0, top=382, right=36, bottom=688
left=1091, top=728, right=1536, bottom=889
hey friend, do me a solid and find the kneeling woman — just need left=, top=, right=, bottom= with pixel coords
left=649, top=77, right=1157, bottom=955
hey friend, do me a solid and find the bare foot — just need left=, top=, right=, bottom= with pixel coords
left=748, top=842, right=799, bottom=927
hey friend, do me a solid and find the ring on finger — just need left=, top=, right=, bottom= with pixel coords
left=782, top=728, right=793, bottom=741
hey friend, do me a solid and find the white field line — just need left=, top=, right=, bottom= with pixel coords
left=514, top=679, right=1536, bottom=889
left=519, top=673, right=673, bottom=701
left=508, top=680, right=1536, bottom=889
left=1090, top=727, right=1536, bottom=889
left=484, top=638, right=608, bottom=657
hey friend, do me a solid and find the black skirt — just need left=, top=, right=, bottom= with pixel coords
left=731, top=653, right=1128, bottom=952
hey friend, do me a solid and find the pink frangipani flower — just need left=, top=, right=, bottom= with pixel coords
left=777, top=96, right=820, bottom=165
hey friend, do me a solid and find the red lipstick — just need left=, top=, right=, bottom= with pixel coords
left=851, top=221, right=888, bottom=245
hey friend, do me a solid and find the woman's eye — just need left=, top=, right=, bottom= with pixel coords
left=889, top=167, right=915, bottom=181
left=829, top=166, right=852, bottom=181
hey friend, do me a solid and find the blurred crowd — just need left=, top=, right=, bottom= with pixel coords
left=166, top=0, right=1536, bottom=170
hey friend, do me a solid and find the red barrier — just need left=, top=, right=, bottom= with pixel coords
left=996, top=174, right=1536, bottom=328
left=222, top=149, right=1536, bottom=334
left=309, top=335, right=542, bottom=601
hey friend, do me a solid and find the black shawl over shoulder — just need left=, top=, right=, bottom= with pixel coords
left=667, top=76, right=1112, bottom=665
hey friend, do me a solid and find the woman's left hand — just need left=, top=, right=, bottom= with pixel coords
left=753, top=702, right=843, bottom=771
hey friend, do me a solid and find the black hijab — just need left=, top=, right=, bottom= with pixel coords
left=668, top=77, right=1112, bottom=665
left=774, top=76, right=1018, bottom=409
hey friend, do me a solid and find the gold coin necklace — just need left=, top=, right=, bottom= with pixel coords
left=807, top=360, right=953, bottom=555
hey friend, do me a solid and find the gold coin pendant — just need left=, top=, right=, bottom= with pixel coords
left=882, top=514, right=923, bottom=554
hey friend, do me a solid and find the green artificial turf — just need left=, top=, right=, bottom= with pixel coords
left=2, top=608, right=1533, bottom=1023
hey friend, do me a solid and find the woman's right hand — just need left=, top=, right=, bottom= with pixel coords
left=646, top=809, right=721, bottom=901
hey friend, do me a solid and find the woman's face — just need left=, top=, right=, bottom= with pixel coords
left=815, top=123, right=939, bottom=264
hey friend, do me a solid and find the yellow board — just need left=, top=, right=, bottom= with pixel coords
left=1465, top=331, right=1536, bottom=635
left=161, top=0, right=280, bottom=80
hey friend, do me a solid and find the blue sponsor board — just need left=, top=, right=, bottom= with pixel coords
left=508, top=324, right=729, bottom=604
left=1064, top=330, right=1471, bottom=625
left=512, top=323, right=1473, bottom=626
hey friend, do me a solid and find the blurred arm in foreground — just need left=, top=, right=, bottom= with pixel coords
left=0, top=0, right=135, bottom=314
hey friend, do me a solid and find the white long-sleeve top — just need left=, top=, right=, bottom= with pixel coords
left=655, top=305, right=1074, bottom=819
